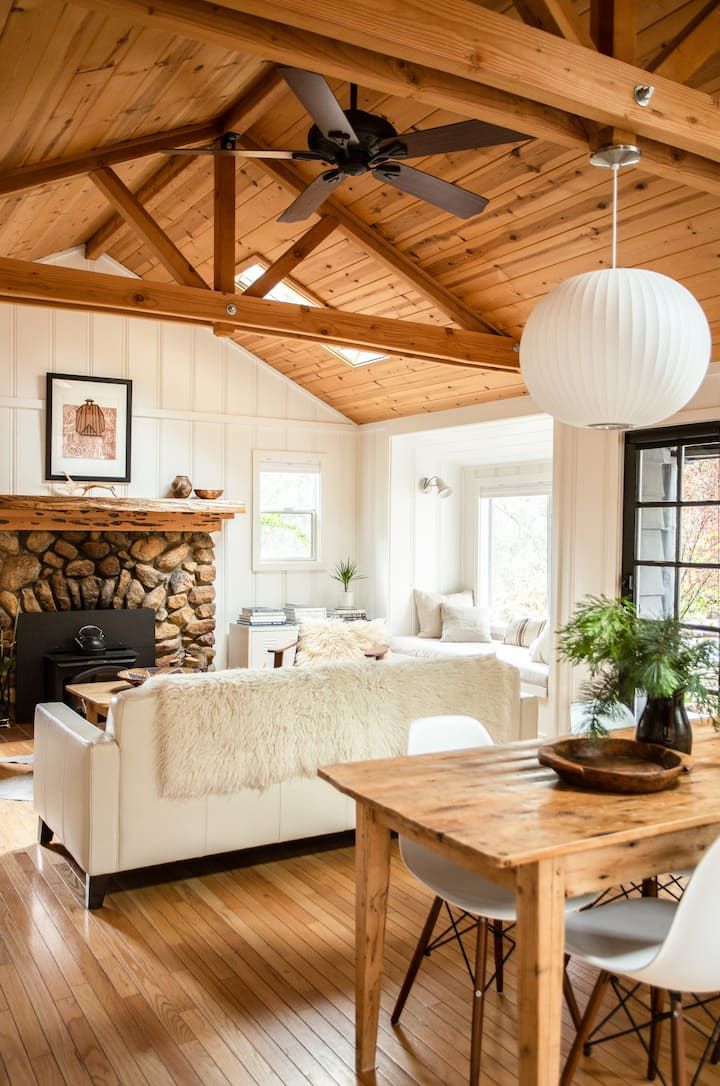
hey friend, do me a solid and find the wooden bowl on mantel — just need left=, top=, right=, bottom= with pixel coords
left=538, top=737, right=691, bottom=794
left=193, top=488, right=223, bottom=500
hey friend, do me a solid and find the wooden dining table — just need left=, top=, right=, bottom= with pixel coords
left=319, top=726, right=720, bottom=1085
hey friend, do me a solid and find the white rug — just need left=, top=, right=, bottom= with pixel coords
left=0, top=754, right=33, bottom=802
left=152, top=654, right=519, bottom=798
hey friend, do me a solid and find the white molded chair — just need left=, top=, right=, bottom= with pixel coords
left=392, top=715, right=596, bottom=1086
left=561, top=834, right=720, bottom=1086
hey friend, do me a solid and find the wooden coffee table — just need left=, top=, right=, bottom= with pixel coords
left=65, top=680, right=131, bottom=725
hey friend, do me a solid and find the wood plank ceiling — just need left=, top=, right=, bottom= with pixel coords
left=0, top=0, right=718, bottom=424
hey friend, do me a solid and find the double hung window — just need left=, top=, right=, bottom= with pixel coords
left=253, top=453, right=322, bottom=570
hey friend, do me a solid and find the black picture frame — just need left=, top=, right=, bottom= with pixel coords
left=45, top=372, right=132, bottom=482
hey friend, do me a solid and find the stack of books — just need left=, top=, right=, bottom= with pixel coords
left=284, top=604, right=327, bottom=623
left=327, top=608, right=368, bottom=622
left=237, top=606, right=287, bottom=625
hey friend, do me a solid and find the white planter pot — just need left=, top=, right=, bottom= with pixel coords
left=342, top=589, right=355, bottom=608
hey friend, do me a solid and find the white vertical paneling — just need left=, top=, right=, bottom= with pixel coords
left=53, top=310, right=90, bottom=374
left=192, top=421, right=224, bottom=491
left=193, top=327, right=224, bottom=413
left=127, top=417, right=160, bottom=497
left=285, top=379, right=317, bottom=422
left=160, top=321, right=192, bottom=412
left=91, top=313, right=125, bottom=379
left=224, top=341, right=257, bottom=415
left=127, top=319, right=160, bottom=409
left=14, top=409, right=45, bottom=493
left=0, top=304, right=12, bottom=397
left=15, top=305, right=50, bottom=398
left=0, top=408, right=12, bottom=491
left=256, top=366, right=286, bottom=418
left=158, top=419, right=192, bottom=496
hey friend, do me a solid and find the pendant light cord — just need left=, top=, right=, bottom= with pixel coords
left=611, top=165, right=618, bottom=269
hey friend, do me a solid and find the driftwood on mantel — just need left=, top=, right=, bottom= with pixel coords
left=0, top=495, right=245, bottom=533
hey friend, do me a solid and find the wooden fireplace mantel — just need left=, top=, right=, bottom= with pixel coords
left=0, top=495, right=246, bottom=533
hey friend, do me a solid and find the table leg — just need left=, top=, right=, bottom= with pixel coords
left=355, top=802, right=392, bottom=1073
left=516, top=859, right=566, bottom=1085
left=85, top=705, right=99, bottom=726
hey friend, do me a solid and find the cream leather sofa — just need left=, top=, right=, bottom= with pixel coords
left=34, top=661, right=537, bottom=909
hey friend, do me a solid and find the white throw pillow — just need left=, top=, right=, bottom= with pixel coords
left=294, top=617, right=390, bottom=667
left=503, top=615, right=547, bottom=648
left=414, top=588, right=473, bottom=638
left=440, top=603, right=491, bottom=643
left=529, top=621, right=553, bottom=665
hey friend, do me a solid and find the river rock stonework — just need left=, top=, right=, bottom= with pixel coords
left=0, top=530, right=217, bottom=675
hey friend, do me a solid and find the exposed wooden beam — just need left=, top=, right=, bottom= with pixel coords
left=241, top=218, right=338, bottom=298
left=84, top=67, right=288, bottom=262
left=213, top=156, right=236, bottom=292
left=635, top=139, right=720, bottom=199
left=590, top=0, right=637, bottom=147
left=88, top=167, right=208, bottom=290
left=239, top=136, right=503, bottom=334
left=85, top=156, right=195, bottom=260
left=0, top=120, right=218, bottom=197
left=648, top=2, right=720, bottom=84
left=0, top=257, right=519, bottom=370
left=513, top=0, right=595, bottom=50
left=89, top=0, right=720, bottom=164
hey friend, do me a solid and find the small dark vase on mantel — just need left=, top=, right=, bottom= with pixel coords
left=635, top=693, right=692, bottom=754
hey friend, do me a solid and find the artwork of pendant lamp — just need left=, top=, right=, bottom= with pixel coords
left=520, top=145, right=711, bottom=430
left=75, top=398, right=106, bottom=437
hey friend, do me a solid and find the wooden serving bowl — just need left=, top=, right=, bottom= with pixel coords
left=193, top=488, right=223, bottom=500
left=538, top=737, right=690, bottom=794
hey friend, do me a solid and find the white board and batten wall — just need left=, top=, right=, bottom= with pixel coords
left=0, top=249, right=359, bottom=667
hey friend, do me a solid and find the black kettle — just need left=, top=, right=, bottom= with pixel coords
left=74, top=624, right=106, bottom=655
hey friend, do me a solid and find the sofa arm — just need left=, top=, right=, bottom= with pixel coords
left=519, top=693, right=539, bottom=740
left=33, top=703, right=120, bottom=878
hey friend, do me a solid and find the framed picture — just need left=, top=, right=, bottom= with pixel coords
left=45, top=373, right=132, bottom=482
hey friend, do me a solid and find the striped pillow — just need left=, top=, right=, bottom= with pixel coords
left=503, top=615, right=547, bottom=648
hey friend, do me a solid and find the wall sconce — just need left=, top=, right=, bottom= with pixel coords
left=419, top=475, right=453, bottom=498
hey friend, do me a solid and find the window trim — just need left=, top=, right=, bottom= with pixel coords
left=252, top=451, right=325, bottom=572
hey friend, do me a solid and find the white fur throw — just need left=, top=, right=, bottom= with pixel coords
left=152, top=655, right=519, bottom=798
left=294, top=617, right=390, bottom=666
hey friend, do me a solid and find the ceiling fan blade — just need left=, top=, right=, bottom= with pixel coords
left=376, top=119, right=529, bottom=159
left=278, top=66, right=359, bottom=147
left=373, top=163, right=488, bottom=219
left=160, top=147, right=328, bottom=160
left=278, top=170, right=346, bottom=223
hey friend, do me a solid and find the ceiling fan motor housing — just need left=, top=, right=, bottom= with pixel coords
left=307, top=109, right=398, bottom=173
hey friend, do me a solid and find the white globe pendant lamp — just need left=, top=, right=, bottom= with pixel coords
left=519, top=145, right=711, bottom=430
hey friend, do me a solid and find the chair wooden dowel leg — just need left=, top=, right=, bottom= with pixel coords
left=647, top=987, right=665, bottom=1081
left=669, top=992, right=687, bottom=1086
left=563, top=955, right=582, bottom=1031
left=469, top=917, right=489, bottom=1086
left=391, top=895, right=443, bottom=1025
left=560, top=970, right=612, bottom=1086
left=492, top=920, right=504, bottom=993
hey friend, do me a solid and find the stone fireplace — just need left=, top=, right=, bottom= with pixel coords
left=0, top=494, right=245, bottom=722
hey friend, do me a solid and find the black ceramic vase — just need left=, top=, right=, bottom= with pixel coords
left=635, top=693, right=692, bottom=754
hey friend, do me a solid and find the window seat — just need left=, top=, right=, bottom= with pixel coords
left=390, top=635, right=549, bottom=697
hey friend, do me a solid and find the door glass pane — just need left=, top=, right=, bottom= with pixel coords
left=680, top=505, right=720, bottom=566
left=682, top=444, right=720, bottom=502
left=638, top=447, right=677, bottom=502
left=635, top=564, right=675, bottom=618
left=679, top=566, right=720, bottom=630
left=637, top=506, right=676, bottom=562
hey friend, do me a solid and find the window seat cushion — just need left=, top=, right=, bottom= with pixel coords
left=390, top=635, right=549, bottom=694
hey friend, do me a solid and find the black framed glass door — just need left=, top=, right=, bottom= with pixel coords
left=622, top=421, right=719, bottom=681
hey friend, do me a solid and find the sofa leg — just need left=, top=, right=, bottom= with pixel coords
left=37, top=817, right=53, bottom=846
left=85, top=874, right=110, bottom=910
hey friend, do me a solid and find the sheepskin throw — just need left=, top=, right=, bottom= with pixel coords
left=294, top=617, right=390, bottom=666
left=153, top=654, right=519, bottom=798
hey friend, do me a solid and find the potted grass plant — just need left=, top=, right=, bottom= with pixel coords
left=331, top=558, right=366, bottom=608
left=558, top=595, right=719, bottom=753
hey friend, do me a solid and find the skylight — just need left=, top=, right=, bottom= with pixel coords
left=235, top=262, right=387, bottom=368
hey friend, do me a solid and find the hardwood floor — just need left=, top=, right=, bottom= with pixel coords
left=0, top=734, right=716, bottom=1084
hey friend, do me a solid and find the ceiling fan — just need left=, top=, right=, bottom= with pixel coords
left=162, top=67, right=529, bottom=224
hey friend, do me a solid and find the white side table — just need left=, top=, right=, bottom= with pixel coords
left=228, top=623, right=298, bottom=669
